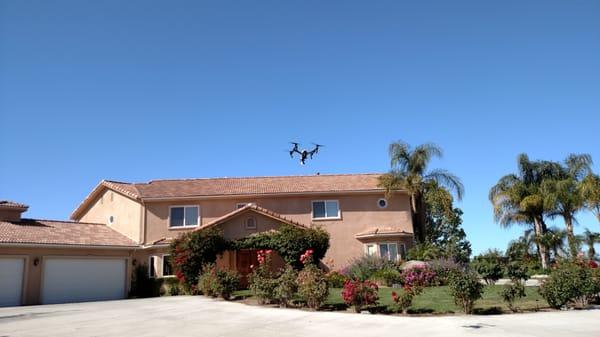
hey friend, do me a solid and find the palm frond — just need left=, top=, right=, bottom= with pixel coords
left=424, top=169, right=464, bottom=200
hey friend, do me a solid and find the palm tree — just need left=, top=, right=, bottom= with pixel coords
left=489, top=154, right=562, bottom=269
left=537, top=227, right=568, bottom=260
left=577, top=229, right=599, bottom=260
left=542, top=154, right=592, bottom=256
left=378, top=141, right=464, bottom=243
left=581, top=173, right=600, bottom=223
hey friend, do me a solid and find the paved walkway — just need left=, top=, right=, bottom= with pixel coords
left=1, top=296, right=599, bottom=337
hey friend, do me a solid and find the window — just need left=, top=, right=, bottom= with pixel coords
left=377, top=198, right=388, bottom=209
left=379, top=243, right=399, bottom=262
left=312, top=200, right=340, bottom=219
left=364, top=242, right=405, bottom=262
left=162, top=255, right=173, bottom=277
left=149, top=256, right=157, bottom=278
left=365, top=244, right=376, bottom=256
left=169, top=206, right=199, bottom=228
left=108, top=215, right=114, bottom=225
left=245, top=217, right=256, bottom=229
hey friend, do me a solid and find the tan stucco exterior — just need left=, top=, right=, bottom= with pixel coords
left=77, top=189, right=143, bottom=243
left=0, top=245, right=135, bottom=305
left=142, top=192, right=413, bottom=268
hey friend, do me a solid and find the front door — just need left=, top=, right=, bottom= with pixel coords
left=236, top=249, right=258, bottom=287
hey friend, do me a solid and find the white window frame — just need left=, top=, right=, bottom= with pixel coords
left=364, top=243, right=377, bottom=256
left=363, top=242, right=406, bottom=261
left=148, top=256, right=158, bottom=278
left=162, top=254, right=174, bottom=277
left=311, top=200, right=341, bottom=220
left=168, top=205, right=200, bottom=229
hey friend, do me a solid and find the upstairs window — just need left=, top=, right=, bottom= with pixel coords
left=169, top=206, right=199, bottom=228
left=312, top=200, right=340, bottom=219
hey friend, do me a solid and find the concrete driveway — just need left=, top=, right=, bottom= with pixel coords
left=1, top=296, right=599, bottom=337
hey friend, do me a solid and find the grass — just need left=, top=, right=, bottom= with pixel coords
left=234, top=285, right=549, bottom=315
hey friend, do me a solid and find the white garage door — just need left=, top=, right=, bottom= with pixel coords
left=0, top=258, right=25, bottom=307
left=42, top=258, right=127, bottom=304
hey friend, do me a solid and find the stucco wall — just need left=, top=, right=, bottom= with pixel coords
left=0, top=247, right=134, bottom=305
left=78, top=189, right=143, bottom=243
left=144, top=192, right=413, bottom=269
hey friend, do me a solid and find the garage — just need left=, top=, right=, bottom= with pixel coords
left=0, top=257, right=25, bottom=307
left=41, top=258, right=127, bottom=304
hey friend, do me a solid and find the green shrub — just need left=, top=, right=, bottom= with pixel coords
left=275, top=266, right=298, bottom=307
left=198, top=264, right=220, bottom=297
left=170, top=228, right=230, bottom=289
left=248, top=253, right=278, bottom=304
left=407, top=243, right=443, bottom=261
left=371, top=266, right=401, bottom=287
left=129, top=264, right=162, bottom=298
left=344, top=256, right=397, bottom=281
left=501, top=281, right=526, bottom=312
left=539, top=260, right=600, bottom=309
left=297, top=264, right=329, bottom=310
left=471, top=249, right=505, bottom=285
left=216, top=269, right=240, bottom=300
left=325, top=271, right=348, bottom=288
left=447, top=270, right=484, bottom=314
left=504, top=261, right=528, bottom=281
left=161, top=277, right=182, bottom=296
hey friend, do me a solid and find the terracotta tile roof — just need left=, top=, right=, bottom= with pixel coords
left=199, top=204, right=307, bottom=230
left=150, top=237, right=173, bottom=246
left=0, top=219, right=138, bottom=247
left=0, top=200, right=29, bottom=210
left=72, top=173, right=390, bottom=220
left=116, top=173, right=383, bottom=199
left=355, top=227, right=413, bottom=239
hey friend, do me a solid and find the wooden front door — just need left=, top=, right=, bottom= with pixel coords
left=236, top=249, right=258, bottom=287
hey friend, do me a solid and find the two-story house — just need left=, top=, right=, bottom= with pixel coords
left=0, top=173, right=414, bottom=306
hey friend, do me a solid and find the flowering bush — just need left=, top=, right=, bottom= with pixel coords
left=274, top=265, right=298, bottom=307
left=297, top=263, right=329, bottom=310
left=300, top=249, right=314, bottom=265
left=391, top=288, right=415, bottom=314
left=341, top=279, right=379, bottom=313
left=248, top=250, right=278, bottom=304
left=428, top=258, right=464, bottom=285
left=539, top=259, right=600, bottom=309
left=400, top=265, right=437, bottom=288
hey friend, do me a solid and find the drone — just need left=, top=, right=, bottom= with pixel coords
left=289, top=142, right=324, bottom=165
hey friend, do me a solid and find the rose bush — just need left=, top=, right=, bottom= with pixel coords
left=341, top=279, right=379, bottom=313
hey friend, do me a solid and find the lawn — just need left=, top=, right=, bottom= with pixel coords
left=234, top=285, right=549, bottom=314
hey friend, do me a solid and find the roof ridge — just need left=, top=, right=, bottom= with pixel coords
left=20, top=218, right=107, bottom=226
left=145, top=172, right=383, bottom=184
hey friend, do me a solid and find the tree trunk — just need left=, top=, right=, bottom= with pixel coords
left=533, top=217, right=549, bottom=269
left=564, top=215, right=578, bottom=257
left=410, top=193, right=427, bottom=244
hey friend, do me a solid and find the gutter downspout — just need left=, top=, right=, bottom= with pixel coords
left=139, top=200, right=147, bottom=245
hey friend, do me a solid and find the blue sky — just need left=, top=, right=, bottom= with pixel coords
left=1, top=1, right=599, bottom=255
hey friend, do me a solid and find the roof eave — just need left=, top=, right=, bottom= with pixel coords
left=0, top=242, right=139, bottom=250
